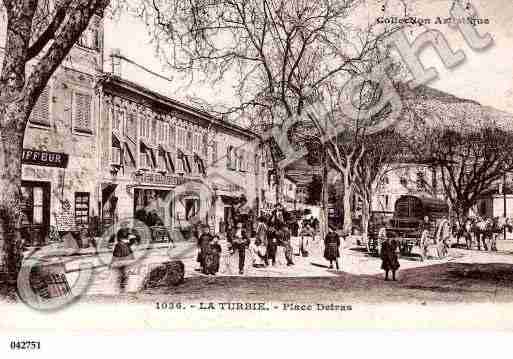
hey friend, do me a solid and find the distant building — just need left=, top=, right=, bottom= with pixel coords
left=372, top=164, right=444, bottom=214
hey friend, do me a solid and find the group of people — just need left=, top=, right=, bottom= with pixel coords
left=196, top=218, right=298, bottom=276
left=194, top=204, right=343, bottom=276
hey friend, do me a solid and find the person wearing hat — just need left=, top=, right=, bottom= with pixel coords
left=232, top=222, right=249, bottom=274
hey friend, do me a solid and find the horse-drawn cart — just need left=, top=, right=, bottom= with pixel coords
left=367, top=194, right=449, bottom=257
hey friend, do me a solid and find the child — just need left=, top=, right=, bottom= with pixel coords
left=250, top=238, right=267, bottom=268
left=210, top=235, right=222, bottom=274
left=381, top=237, right=400, bottom=281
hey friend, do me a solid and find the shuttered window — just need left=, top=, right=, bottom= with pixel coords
left=74, top=92, right=92, bottom=133
left=169, top=125, right=176, bottom=148
left=126, top=112, right=136, bottom=140
left=29, top=86, right=50, bottom=126
left=186, top=131, right=193, bottom=151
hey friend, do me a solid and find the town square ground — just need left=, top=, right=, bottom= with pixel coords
left=44, top=237, right=513, bottom=305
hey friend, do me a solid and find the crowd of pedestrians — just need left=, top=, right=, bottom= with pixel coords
left=193, top=204, right=343, bottom=276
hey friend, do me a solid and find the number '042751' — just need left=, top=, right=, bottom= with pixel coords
left=10, top=341, right=41, bottom=350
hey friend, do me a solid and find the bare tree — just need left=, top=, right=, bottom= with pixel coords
left=118, top=0, right=394, bottom=205
left=354, top=128, right=405, bottom=241
left=0, top=0, right=110, bottom=281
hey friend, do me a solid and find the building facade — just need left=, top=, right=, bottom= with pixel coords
left=372, top=165, right=444, bottom=214
left=97, top=75, right=263, bottom=235
left=1, top=14, right=276, bottom=245
left=14, top=14, right=104, bottom=245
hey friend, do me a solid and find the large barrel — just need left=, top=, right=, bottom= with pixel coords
left=394, top=195, right=449, bottom=222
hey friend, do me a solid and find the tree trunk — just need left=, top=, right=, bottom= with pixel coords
left=361, top=194, right=371, bottom=243
left=0, top=101, right=27, bottom=283
left=319, top=158, right=329, bottom=242
left=342, top=171, right=353, bottom=236
left=275, top=167, right=284, bottom=205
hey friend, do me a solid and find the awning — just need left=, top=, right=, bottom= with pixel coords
left=177, top=149, right=190, bottom=173
left=140, top=139, right=157, bottom=167
left=124, top=138, right=136, bottom=166
left=165, top=152, right=175, bottom=173
left=194, top=153, right=206, bottom=175
left=158, top=143, right=170, bottom=153
left=112, top=131, right=121, bottom=146
left=220, top=195, right=239, bottom=205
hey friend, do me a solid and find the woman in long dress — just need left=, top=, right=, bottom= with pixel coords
left=323, top=230, right=340, bottom=270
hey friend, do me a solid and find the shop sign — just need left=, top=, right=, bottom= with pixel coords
left=132, top=172, right=194, bottom=187
left=22, top=149, right=69, bottom=168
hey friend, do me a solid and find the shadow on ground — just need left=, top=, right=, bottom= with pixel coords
left=79, top=262, right=513, bottom=305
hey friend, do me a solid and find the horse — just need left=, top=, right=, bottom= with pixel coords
left=488, top=217, right=513, bottom=252
left=472, top=217, right=491, bottom=251
left=456, top=217, right=474, bottom=250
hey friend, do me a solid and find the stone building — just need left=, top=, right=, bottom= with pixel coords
left=10, top=14, right=105, bottom=245
left=372, top=165, right=444, bottom=214
left=2, top=13, right=285, bottom=244
left=97, top=74, right=263, bottom=235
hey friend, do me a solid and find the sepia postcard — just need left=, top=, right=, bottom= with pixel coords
left=1, top=0, right=513, bottom=336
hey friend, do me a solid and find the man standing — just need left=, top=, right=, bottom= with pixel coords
left=197, top=224, right=212, bottom=273
left=232, top=222, right=250, bottom=274
left=266, top=224, right=278, bottom=266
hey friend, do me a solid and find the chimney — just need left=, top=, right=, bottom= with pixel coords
left=110, top=48, right=122, bottom=77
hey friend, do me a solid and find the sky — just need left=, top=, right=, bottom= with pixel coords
left=104, top=0, right=513, bottom=116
